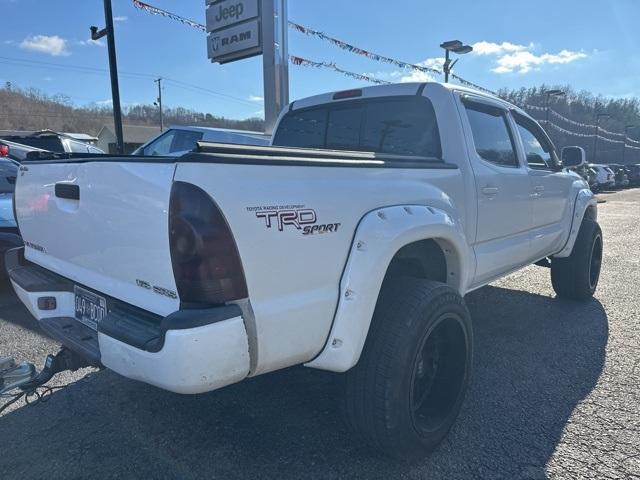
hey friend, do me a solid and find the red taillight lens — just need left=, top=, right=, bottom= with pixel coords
left=333, top=89, right=362, bottom=100
left=169, top=181, right=248, bottom=306
left=0, top=144, right=9, bottom=157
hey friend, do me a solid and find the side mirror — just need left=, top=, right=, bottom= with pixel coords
left=561, top=146, right=586, bottom=168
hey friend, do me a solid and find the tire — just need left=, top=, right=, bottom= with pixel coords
left=551, top=218, right=603, bottom=300
left=343, top=278, right=473, bottom=459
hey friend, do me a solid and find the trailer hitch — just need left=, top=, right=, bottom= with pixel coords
left=0, top=348, right=93, bottom=414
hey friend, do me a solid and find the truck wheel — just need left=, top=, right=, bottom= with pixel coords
left=551, top=219, right=603, bottom=300
left=343, top=278, right=472, bottom=459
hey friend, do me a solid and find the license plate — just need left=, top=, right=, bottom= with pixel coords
left=74, top=285, right=108, bottom=331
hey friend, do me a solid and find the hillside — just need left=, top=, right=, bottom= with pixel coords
left=0, top=83, right=264, bottom=135
left=2, top=82, right=640, bottom=164
left=498, top=85, right=640, bottom=164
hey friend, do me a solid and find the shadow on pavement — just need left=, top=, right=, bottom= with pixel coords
left=1, top=285, right=608, bottom=480
left=0, top=281, right=48, bottom=340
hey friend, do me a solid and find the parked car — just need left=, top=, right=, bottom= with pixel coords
left=624, top=164, right=640, bottom=186
left=586, top=167, right=598, bottom=191
left=132, top=126, right=271, bottom=157
left=0, top=138, right=51, bottom=162
left=0, top=130, right=104, bottom=155
left=589, top=164, right=616, bottom=191
left=7, top=82, right=601, bottom=459
left=608, top=163, right=629, bottom=188
left=0, top=157, right=22, bottom=277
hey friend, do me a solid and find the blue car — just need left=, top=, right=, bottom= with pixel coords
left=0, top=157, right=23, bottom=278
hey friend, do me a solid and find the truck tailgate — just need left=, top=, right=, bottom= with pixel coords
left=14, top=161, right=179, bottom=316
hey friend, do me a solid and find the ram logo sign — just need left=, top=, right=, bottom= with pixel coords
left=206, top=0, right=262, bottom=64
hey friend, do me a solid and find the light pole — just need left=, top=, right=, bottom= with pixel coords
left=90, top=0, right=124, bottom=154
left=544, top=89, right=564, bottom=125
left=593, top=113, right=610, bottom=163
left=440, top=40, right=473, bottom=83
left=623, top=124, right=635, bottom=164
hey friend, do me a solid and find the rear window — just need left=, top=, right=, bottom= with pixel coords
left=1, top=136, right=64, bottom=152
left=273, top=96, right=441, bottom=158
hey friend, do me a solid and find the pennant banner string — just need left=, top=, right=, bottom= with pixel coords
left=132, top=0, right=640, bottom=147
left=290, top=55, right=392, bottom=85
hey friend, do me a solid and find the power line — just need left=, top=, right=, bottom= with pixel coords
left=0, top=56, right=256, bottom=107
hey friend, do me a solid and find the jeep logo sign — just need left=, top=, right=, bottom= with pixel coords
left=207, top=19, right=261, bottom=64
left=206, top=0, right=262, bottom=64
left=206, top=0, right=260, bottom=33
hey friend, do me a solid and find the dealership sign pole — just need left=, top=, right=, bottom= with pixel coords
left=206, top=0, right=289, bottom=134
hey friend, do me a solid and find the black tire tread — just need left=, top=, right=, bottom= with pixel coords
left=343, top=277, right=471, bottom=458
left=551, top=218, right=602, bottom=300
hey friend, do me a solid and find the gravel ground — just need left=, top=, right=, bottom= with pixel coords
left=0, top=188, right=638, bottom=479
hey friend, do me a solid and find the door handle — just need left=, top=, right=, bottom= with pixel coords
left=481, top=186, right=498, bottom=196
left=55, top=183, right=79, bottom=200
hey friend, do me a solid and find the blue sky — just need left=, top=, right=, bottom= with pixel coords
left=1, top=0, right=639, bottom=119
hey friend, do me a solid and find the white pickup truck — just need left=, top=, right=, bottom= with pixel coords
left=7, top=82, right=602, bottom=458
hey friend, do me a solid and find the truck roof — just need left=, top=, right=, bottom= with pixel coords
left=288, top=81, right=526, bottom=118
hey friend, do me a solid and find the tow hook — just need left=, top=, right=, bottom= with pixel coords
left=0, top=348, right=94, bottom=413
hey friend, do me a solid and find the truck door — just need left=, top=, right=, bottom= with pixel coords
left=460, top=97, right=533, bottom=286
left=511, top=112, right=574, bottom=259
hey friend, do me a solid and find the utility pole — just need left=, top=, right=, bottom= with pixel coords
left=623, top=125, right=635, bottom=164
left=544, top=89, right=564, bottom=125
left=593, top=113, right=610, bottom=163
left=154, top=78, right=163, bottom=131
left=91, top=0, right=124, bottom=154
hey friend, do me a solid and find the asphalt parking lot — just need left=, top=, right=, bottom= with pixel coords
left=1, top=188, right=638, bottom=480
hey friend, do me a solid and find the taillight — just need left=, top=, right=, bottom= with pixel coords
left=0, top=144, right=8, bottom=157
left=333, top=89, right=362, bottom=100
left=169, top=181, right=247, bottom=306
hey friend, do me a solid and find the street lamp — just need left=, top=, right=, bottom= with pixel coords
left=593, top=113, right=611, bottom=163
left=440, top=40, right=473, bottom=83
left=544, top=89, right=564, bottom=125
left=623, top=124, right=635, bottom=164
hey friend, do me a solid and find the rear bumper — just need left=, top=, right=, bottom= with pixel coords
left=6, top=247, right=250, bottom=394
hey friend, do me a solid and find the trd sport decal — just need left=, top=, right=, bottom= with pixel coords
left=247, top=205, right=341, bottom=235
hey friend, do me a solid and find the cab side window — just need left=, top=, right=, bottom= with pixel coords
left=513, top=114, right=557, bottom=170
left=464, top=102, right=518, bottom=167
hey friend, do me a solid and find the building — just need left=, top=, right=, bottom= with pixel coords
left=96, top=124, right=161, bottom=154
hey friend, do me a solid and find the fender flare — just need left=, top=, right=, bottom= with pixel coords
left=305, top=204, right=471, bottom=373
left=553, top=188, right=597, bottom=258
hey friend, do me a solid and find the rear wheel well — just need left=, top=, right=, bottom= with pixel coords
left=383, top=239, right=448, bottom=286
left=584, top=205, right=597, bottom=222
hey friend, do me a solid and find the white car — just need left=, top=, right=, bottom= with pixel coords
left=133, top=126, right=271, bottom=157
left=7, top=82, right=600, bottom=459
left=590, top=164, right=616, bottom=191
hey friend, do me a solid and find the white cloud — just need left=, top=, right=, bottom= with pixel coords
left=471, top=40, right=587, bottom=74
left=248, top=95, right=263, bottom=102
left=472, top=41, right=530, bottom=56
left=399, top=57, right=443, bottom=83
left=79, top=38, right=105, bottom=47
left=113, top=16, right=128, bottom=22
left=20, top=35, right=69, bottom=56
left=95, top=99, right=113, bottom=106
left=492, top=49, right=587, bottom=74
